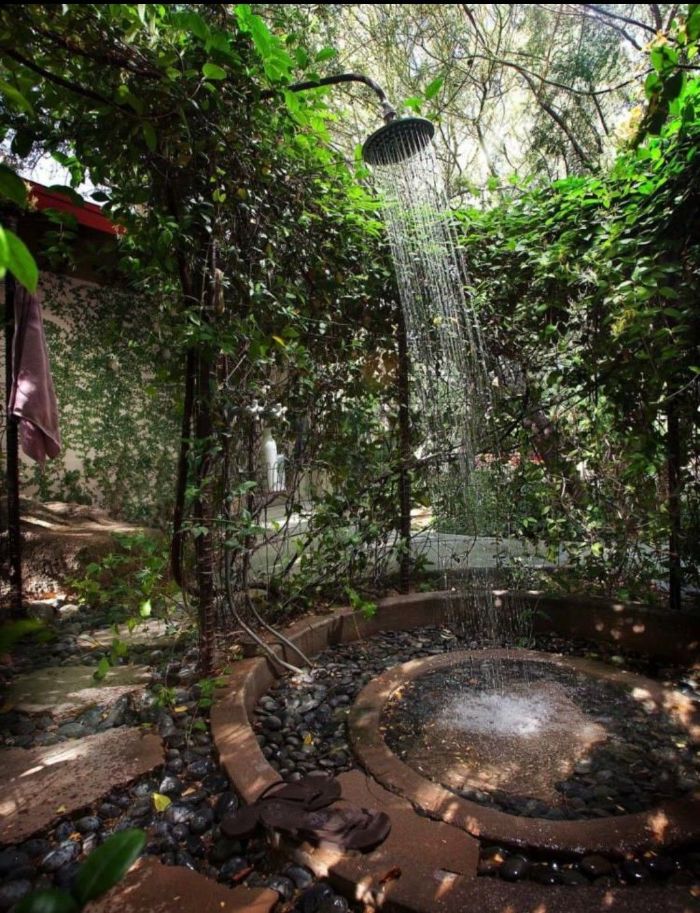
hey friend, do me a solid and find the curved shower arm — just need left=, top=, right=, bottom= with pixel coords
left=260, top=73, right=397, bottom=123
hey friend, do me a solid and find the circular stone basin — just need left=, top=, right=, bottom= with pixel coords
left=349, top=649, right=700, bottom=855
left=381, top=657, right=698, bottom=819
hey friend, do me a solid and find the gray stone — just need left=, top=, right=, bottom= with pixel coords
left=76, top=816, right=101, bottom=834
left=0, top=848, right=30, bottom=877
left=0, top=879, right=32, bottom=910
left=41, top=841, right=79, bottom=872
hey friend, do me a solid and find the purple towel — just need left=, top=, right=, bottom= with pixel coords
left=8, top=284, right=61, bottom=463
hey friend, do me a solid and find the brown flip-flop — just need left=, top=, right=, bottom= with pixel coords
left=220, top=803, right=263, bottom=839
left=259, top=773, right=341, bottom=811
left=220, top=774, right=341, bottom=839
left=297, top=804, right=391, bottom=852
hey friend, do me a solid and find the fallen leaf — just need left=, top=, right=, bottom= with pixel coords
left=152, top=792, right=172, bottom=812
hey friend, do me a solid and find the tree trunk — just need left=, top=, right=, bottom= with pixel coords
left=193, top=345, right=216, bottom=672
left=397, top=311, right=412, bottom=593
left=667, top=393, right=682, bottom=611
left=3, top=218, right=24, bottom=620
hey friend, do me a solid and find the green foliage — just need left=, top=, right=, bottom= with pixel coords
left=345, top=585, right=377, bottom=619
left=0, top=618, right=46, bottom=655
left=23, top=276, right=179, bottom=525
left=0, top=223, right=38, bottom=291
left=458, top=86, right=700, bottom=594
left=16, top=830, right=146, bottom=913
left=637, top=6, right=700, bottom=139
left=72, top=532, right=179, bottom=680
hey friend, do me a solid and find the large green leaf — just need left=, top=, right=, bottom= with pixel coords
left=0, top=165, right=27, bottom=207
left=202, top=62, right=226, bottom=80
left=2, top=229, right=38, bottom=292
left=687, top=5, right=700, bottom=42
left=0, top=79, right=33, bottom=113
left=424, top=76, right=444, bottom=100
left=15, top=889, right=78, bottom=913
left=72, top=829, right=146, bottom=906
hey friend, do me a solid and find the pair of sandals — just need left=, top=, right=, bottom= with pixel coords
left=221, top=773, right=391, bottom=852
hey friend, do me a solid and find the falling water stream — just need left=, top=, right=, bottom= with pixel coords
left=371, top=131, right=530, bottom=677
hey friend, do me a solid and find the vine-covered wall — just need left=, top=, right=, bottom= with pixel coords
left=11, top=273, right=180, bottom=526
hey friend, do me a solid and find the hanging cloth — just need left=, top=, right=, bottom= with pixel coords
left=8, top=283, right=61, bottom=463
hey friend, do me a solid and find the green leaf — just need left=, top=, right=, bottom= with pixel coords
left=182, top=10, right=209, bottom=41
left=5, top=230, right=38, bottom=292
left=250, top=16, right=273, bottom=57
left=402, top=96, right=422, bottom=112
left=15, top=889, right=79, bottom=913
left=72, top=829, right=146, bottom=906
left=142, top=123, right=157, bottom=152
left=0, top=79, right=33, bottom=113
left=202, top=62, right=227, bottom=80
left=0, top=165, right=27, bottom=207
left=11, top=129, right=35, bottom=158
left=315, top=47, right=337, bottom=62
left=687, top=4, right=700, bottom=42
left=46, top=185, right=84, bottom=205
left=650, top=44, right=678, bottom=74
left=139, top=598, right=152, bottom=618
left=93, top=656, right=111, bottom=681
left=644, top=72, right=663, bottom=99
left=424, top=76, right=444, bottom=100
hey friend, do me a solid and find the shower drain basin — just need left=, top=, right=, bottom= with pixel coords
left=349, top=648, right=700, bottom=856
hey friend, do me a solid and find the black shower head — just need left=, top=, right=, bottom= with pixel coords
left=362, top=117, right=435, bottom=166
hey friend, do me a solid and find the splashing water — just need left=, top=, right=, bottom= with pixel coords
left=371, top=135, right=529, bottom=668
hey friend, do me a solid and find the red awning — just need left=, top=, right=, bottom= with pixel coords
left=27, top=181, right=122, bottom=236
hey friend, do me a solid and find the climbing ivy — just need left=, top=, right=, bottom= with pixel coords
left=24, top=274, right=180, bottom=525
left=458, top=74, right=700, bottom=598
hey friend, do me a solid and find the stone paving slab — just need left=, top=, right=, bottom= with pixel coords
left=0, top=728, right=162, bottom=843
left=76, top=619, right=181, bottom=652
left=294, top=769, right=479, bottom=913
left=87, top=858, right=278, bottom=913
left=4, top=663, right=151, bottom=718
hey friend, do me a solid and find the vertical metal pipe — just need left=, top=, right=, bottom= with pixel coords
left=3, top=212, right=23, bottom=618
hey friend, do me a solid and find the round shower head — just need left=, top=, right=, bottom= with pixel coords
left=362, top=117, right=435, bottom=166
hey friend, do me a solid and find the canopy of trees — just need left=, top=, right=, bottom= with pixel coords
left=0, top=5, right=698, bottom=665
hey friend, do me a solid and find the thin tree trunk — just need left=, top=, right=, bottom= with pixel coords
left=397, top=311, right=412, bottom=593
left=667, top=393, right=682, bottom=611
left=193, top=345, right=216, bottom=672
left=3, top=213, right=23, bottom=619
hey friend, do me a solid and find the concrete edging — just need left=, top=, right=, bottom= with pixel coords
left=348, top=647, right=700, bottom=857
left=210, top=591, right=700, bottom=913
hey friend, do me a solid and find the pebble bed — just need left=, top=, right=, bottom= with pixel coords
left=0, top=603, right=352, bottom=913
left=383, top=658, right=700, bottom=819
left=255, top=625, right=700, bottom=889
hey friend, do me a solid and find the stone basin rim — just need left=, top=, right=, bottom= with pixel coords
left=348, top=646, right=700, bottom=858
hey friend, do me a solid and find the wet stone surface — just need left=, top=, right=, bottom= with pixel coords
left=257, top=624, right=700, bottom=889
left=0, top=607, right=356, bottom=913
left=382, top=658, right=699, bottom=818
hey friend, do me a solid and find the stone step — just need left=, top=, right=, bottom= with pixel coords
left=294, top=769, right=479, bottom=913
left=76, top=618, right=181, bottom=653
left=0, top=727, right=162, bottom=843
left=87, top=858, right=278, bottom=913
left=5, top=663, right=151, bottom=718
